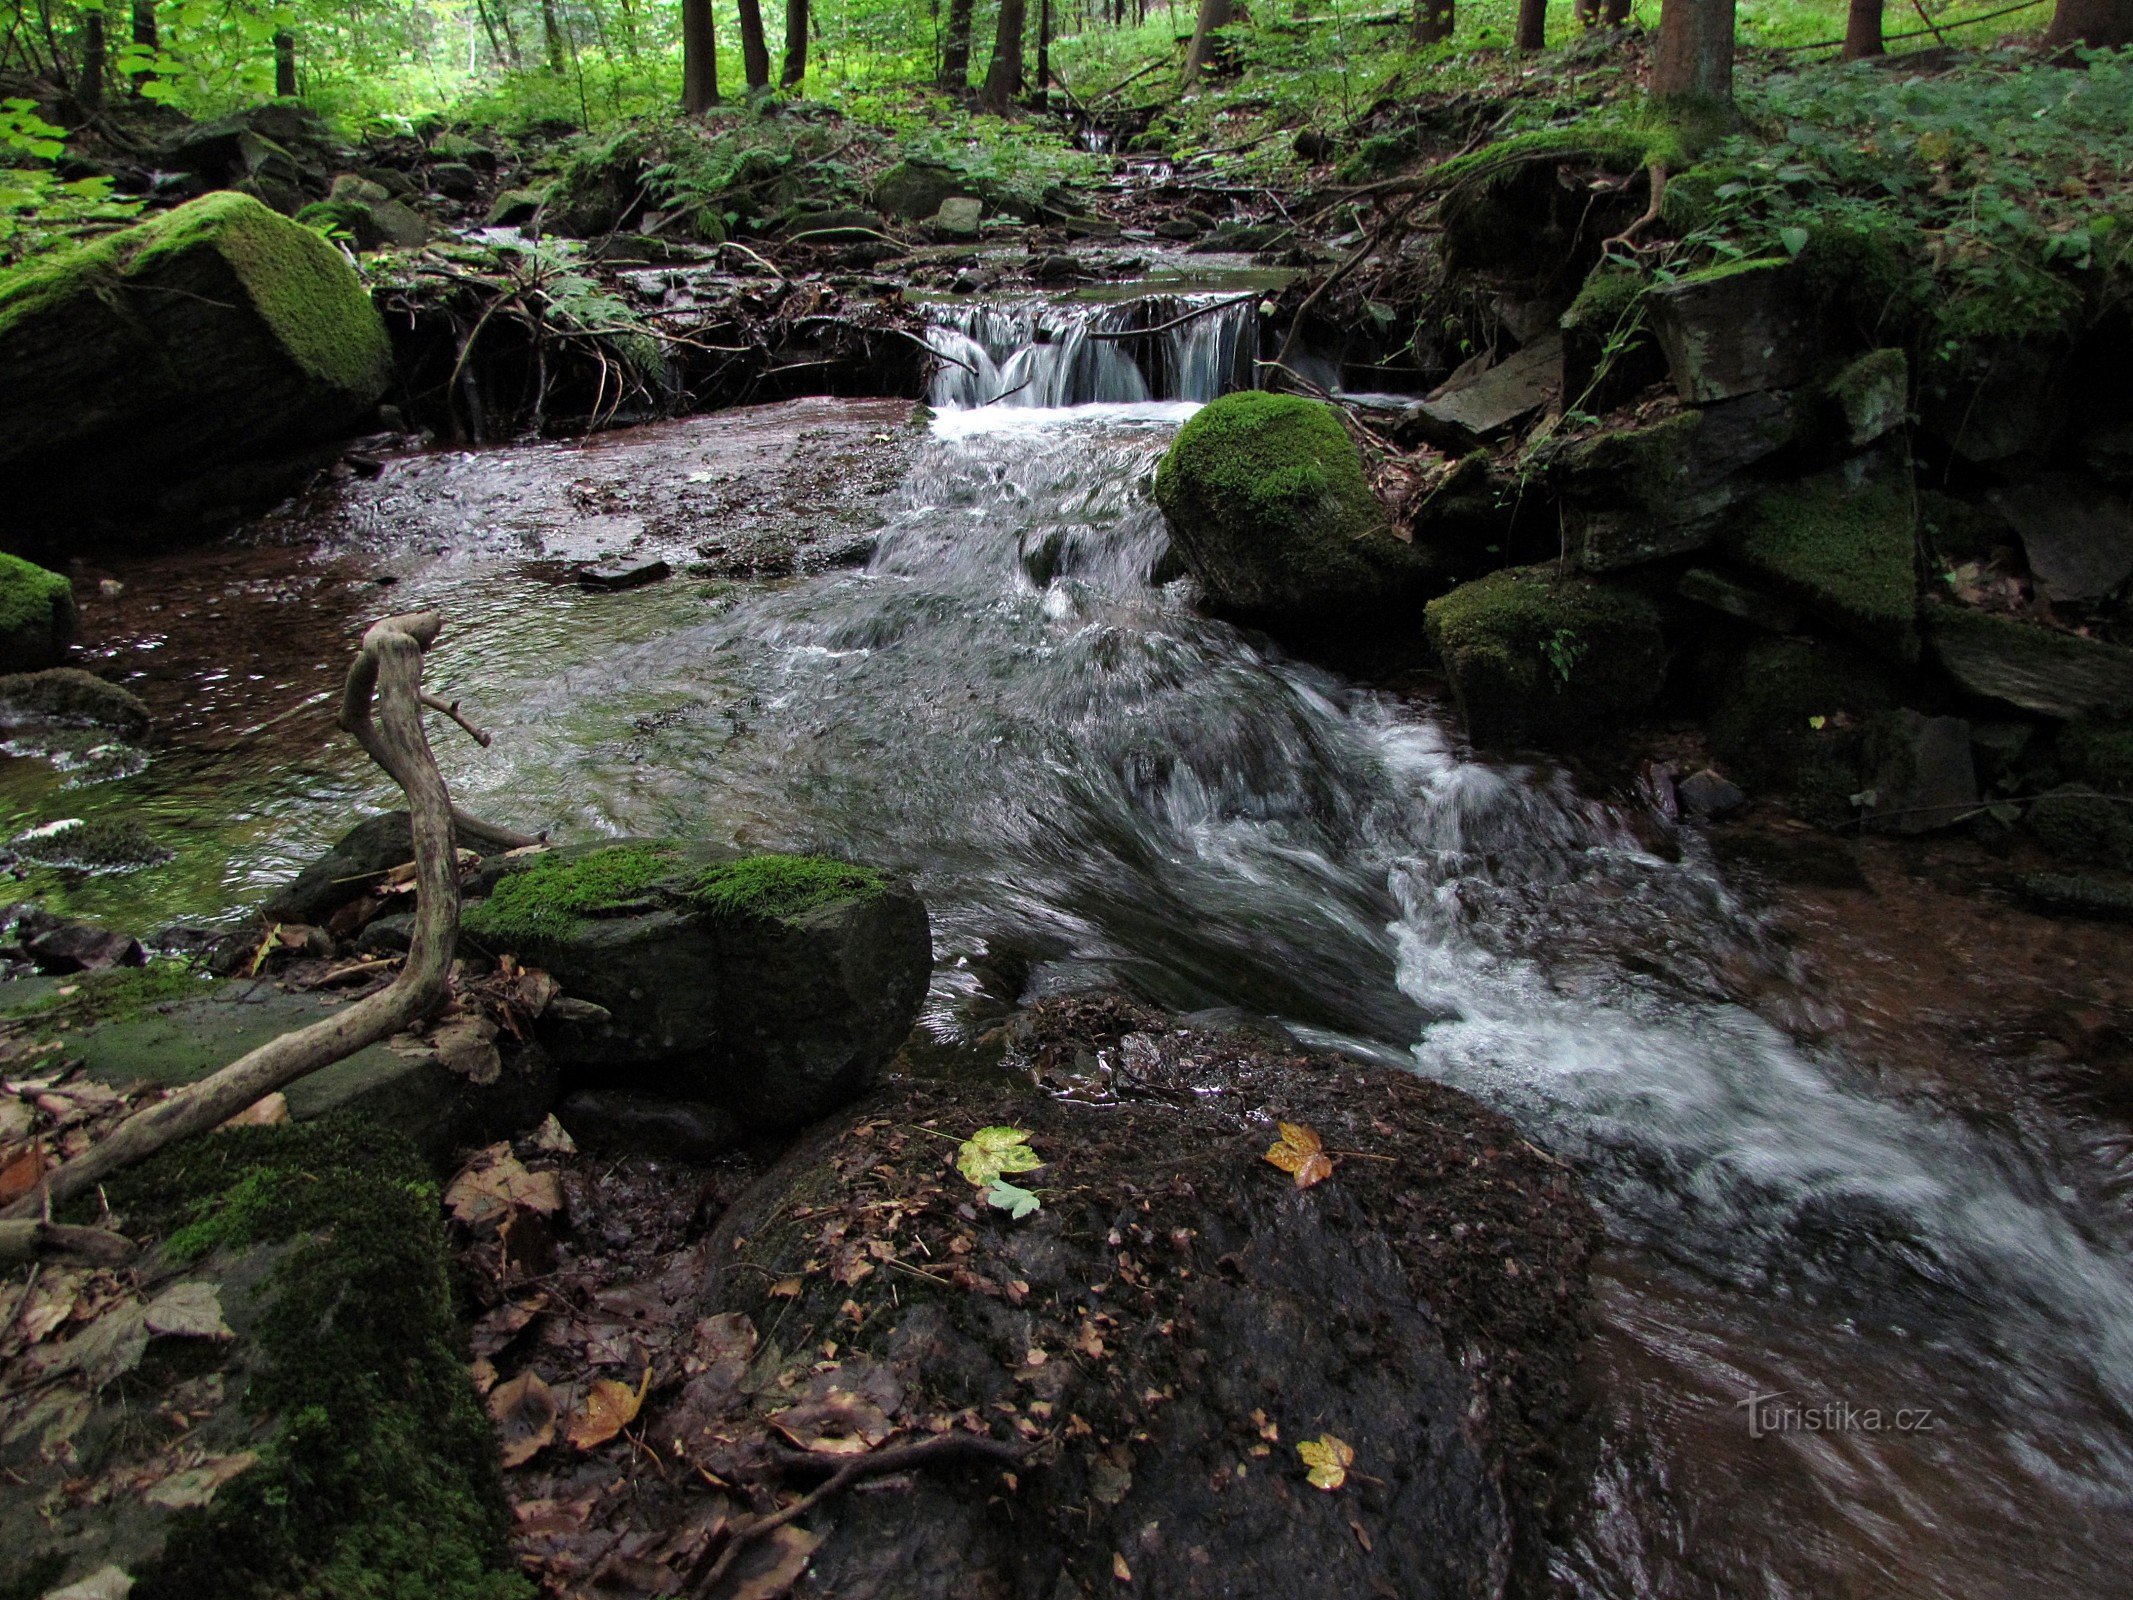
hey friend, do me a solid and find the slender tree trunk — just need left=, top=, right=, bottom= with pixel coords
left=1516, top=0, right=1544, bottom=49
left=1411, top=0, right=1453, bottom=44
left=1036, top=0, right=1050, bottom=105
left=2045, top=0, right=2133, bottom=48
left=473, top=0, right=511, bottom=66
left=981, top=0, right=1025, bottom=108
left=782, top=0, right=807, bottom=85
left=1652, top=0, right=1735, bottom=103
left=1840, top=0, right=1884, bottom=58
left=127, top=0, right=154, bottom=91
left=273, top=27, right=296, bottom=95
left=939, top=0, right=974, bottom=87
left=542, top=0, right=568, bottom=73
left=78, top=4, right=105, bottom=109
left=1181, top=0, right=1232, bottom=86
left=496, top=0, right=524, bottom=66
left=737, top=0, right=771, bottom=86
left=1603, top=0, right=1629, bottom=20
left=683, top=0, right=718, bottom=109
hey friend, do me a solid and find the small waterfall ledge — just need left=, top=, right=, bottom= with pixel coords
left=922, top=292, right=1261, bottom=409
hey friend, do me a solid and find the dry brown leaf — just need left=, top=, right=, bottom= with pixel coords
left=692, top=1312, right=758, bottom=1367
left=567, top=1363, right=651, bottom=1451
left=219, top=1092, right=288, bottom=1129
left=488, top=1368, right=560, bottom=1467
left=444, top=1145, right=566, bottom=1229
left=1264, top=1121, right=1334, bottom=1188
left=719, top=1523, right=822, bottom=1600
left=1113, top=1552, right=1133, bottom=1582
left=430, top=1013, right=502, bottom=1086
left=528, top=1112, right=576, bottom=1155
left=768, top=1389, right=893, bottom=1455
left=144, top=1282, right=233, bottom=1341
left=0, top=1140, right=44, bottom=1205
left=144, top=1450, right=258, bottom=1509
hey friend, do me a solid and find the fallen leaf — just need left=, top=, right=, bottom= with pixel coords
left=770, top=1389, right=893, bottom=1454
left=444, top=1144, right=565, bottom=1229
left=0, top=1141, right=44, bottom=1205
left=693, top=1312, right=758, bottom=1366
left=956, top=1125, right=1042, bottom=1188
left=986, top=1177, right=1041, bottom=1219
left=144, top=1450, right=258, bottom=1509
left=219, top=1092, right=288, bottom=1129
left=769, top=1276, right=803, bottom=1299
left=144, top=1282, right=233, bottom=1341
left=722, top=1523, right=821, bottom=1600
left=430, top=1013, right=502, bottom=1086
left=1298, top=1432, right=1355, bottom=1491
left=470, top=1296, right=547, bottom=1358
left=528, top=1113, right=576, bottom=1155
left=567, top=1363, right=651, bottom=1451
left=488, top=1369, right=560, bottom=1467
left=45, top=1565, right=134, bottom=1600
left=1113, top=1552, right=1133, bottom=1582
left=1264, top=1122, right=1333, bottom=1188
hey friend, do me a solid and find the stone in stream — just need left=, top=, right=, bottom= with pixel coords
left=1154, top=390, right=1438, bottom=629
left=1707, top=636, right=1900, bottom=826
left=575, top=556, right=671, bottom=590
left=1925, top=606, right=2133, bottom=720
left=295, top=174, right=432, bottom=251
left=1406, top=333, right=1562, bottom=449
left=1646, top=257, right=1821, bottom=403
left=1424, top=564, right=1665, bottom=747
left=927, top=195, right=985, bottom=239
left=696, top=993, right=1598, bottom=1600
left=486, top=185, right=548, bottom=226
left=2027, top=784, right=2133, bottom=873
left=1859, top=710, right=1978, bottom=834
left=263, top=808, right=536, bottom=926
left=0, top=192, right=394, bottom=533
left=0, top=667, right=151, bottom=739
left=0, top=554, right=76, bottom=672
left=459, top=841, right=931, bottom=1133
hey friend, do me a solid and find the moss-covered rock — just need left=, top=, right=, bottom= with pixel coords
left=463, top=841, right=929, bottom=1132
left=296, top=176, right=430, bottom=251
left=2054, top=719, right=2133, bottom=794
left=1825, top=348, right=1909, bottom=448
left=0, top=665, right=148, bottom=736
left=0, top=192, right=393, bottom=530
left=1153, top=391, right=1432, bottom=626
left=2027, top=783, right=2133, bottom=872
left=1646, top=256, right=1820, bottom=403
left=870, top=158, right=977, bottom=221
left=0, top=553, right=75, bottom=671
left=13, top=815, right=170, bottom=872
left=1423, top=564, right=1665, bottom=746
left=1708, top=637, right=1899, bottom=824
left=1721, top=463, right=1920, bottom=661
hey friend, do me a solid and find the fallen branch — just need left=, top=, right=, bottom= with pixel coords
left=1272, top=188, right=1430, bottom=372
left=0, top=1219, right=137, bottom=1266
left=689, top=1434, right=1023, bottom=1596
left=2, top=612, right=502, bottom=1221
left=1085, top=291, right=1260, bottom=341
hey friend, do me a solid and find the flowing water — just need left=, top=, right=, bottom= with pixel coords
left=10, top=291, right=2133, bottom=1594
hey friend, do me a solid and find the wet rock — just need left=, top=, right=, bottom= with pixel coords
left=1824, top=348, right=1908, bottom=448
left=1675, top=566, right=1801, bottom=634
left=486, top=186, right=547, bottom=226
left=296, top=174, right=432, bottom=251
left=264, top=808, right=531, bottom=925
left=702, top=997, right=1599, bottom=1600
left=1153, top=215, right=1202, bottom=240
left=556, top=1087, right=742, bottom=1160
left=2027, top=783, right=2133, bottom=872
left=13, top=817, right=171, bottom=873
left=576, top=557, right=671, bottom=590
left=927, top=195, right=984, bottom=239
left=1423, top=564, right=1666, bottom=746
left=1986, top=472, right=2133, bottom=603
left=12, top=912, right=145, bottom=973
left=460, top=842, right=930, bottom=1133
left=1154, top=390, right=1435, bottom=628
left=0, top=667, right=150, bottom=738
left=1719, top=458, right=1920, bottom=661
left=1062, top=214, right=1120, bottom=240
left=1676, top=769, right=1746, bottom=819
left=0, top=554, right=76, bottom=672
left=429, top=129, right=497, bottom=169
left=427, top=161, right=480, bottom=200
left=1552, top=391, right=1805, bottom=571
left=1191, top=220, right=1290, bottom=252
left=1647, top=258, right=1821, bottom=402
left=1925, top=607, right=2133, bottom=720
left=871, top=158, right=975, bottom=221
left=2014, top=870, right=2133, bottom=922
left=1860, top=710, right=1977, bottom=834
left=1031, top=252, right=1083, bottom=281
left=1410, top=334, right=1562, bottom=445
left=0, top=192, right=394, bottom=532
left=779, top=206, right=887, bottom=243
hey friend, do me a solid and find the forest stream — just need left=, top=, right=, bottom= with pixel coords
left=6, top=285, right=2131, bottom=1596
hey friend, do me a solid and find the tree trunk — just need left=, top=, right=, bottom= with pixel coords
left=939, top=0, right=974, bottom=87
left=1036, top=0, right=1051, bottom=106
left=682, top=0, right=719, bottom=109
left=1840, top=0, right=1883, bottom=58
left=2045, top=0, right=2133, bottom=49
left=1652, top=0, right=1735, bottom=103
left=981, top=0, right=1025, bottom=109
left=1516, top=0, right=1544, bottom=49
left=1181, top=0, right=1233, bottom=87
left=273, top=27, right=296, bottom=96
left=736, top=0, right=771, bottom=86
left=127, top=0, right=155, bottom=92
left=782, top=0, right=808, bottom=85
left=79, top=5, right=105, bottom=111
left=1411, top=0, right=1453, bottom=44
left=541, top=0, right=568, bottom=74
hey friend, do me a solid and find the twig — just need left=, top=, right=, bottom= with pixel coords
left=419, top=692, right=494, bottom=748
left=689, top=1434, right=1022, bottom=1596
left=1272, top=188, right=1429, bottom=371
left=1084, top=292, right=1259, bottom=341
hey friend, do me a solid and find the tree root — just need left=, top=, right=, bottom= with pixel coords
left=1599, top=161, right=1669, bottom=257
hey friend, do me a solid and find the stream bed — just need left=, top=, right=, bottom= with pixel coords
left=6, top=291, right=2132, bottom=1596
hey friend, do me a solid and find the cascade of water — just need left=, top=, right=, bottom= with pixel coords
left=923, top=294, right=1259, bottom=408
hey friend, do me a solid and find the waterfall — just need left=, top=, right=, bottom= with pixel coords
left=923, top=293, right=1260, bottom=409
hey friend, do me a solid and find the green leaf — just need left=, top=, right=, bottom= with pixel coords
left=1778, top=225, right=1809, bottom=258
left=985, top=1178, right=1041, bottom=1219
left=956, top=1126, right=1043, bottom=1188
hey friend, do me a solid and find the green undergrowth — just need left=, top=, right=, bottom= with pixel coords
left=101, top=1120, right=526, bottom=1600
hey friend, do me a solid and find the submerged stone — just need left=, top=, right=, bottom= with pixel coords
left=1708, top=636, right=1900, bottom=825
left=1153, top=390, right=1433, bottom=627
left=1423, top=564, right=1665, bottom=747
left=1860, top=710, right=1977, bottom=835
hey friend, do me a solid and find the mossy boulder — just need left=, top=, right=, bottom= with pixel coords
left=1646, top=257, right=1820, bottom=403
left=0, top=553, right=76, bottom=671
left=462, top=841, right=931, bottom=1133
left=1925, top=606, right=2133, bottom=720
left=2027, top=783, right=2133, bottom=872
left=1423, top=564, right=1666, bottom=746
left=1720, top=462, right=1920, bottom=661
left=0, top=666, right=149, bottom=736
left=1153, top=391, right=1432, bottom=627
left=1825, top=348, right=1909, bottom=448
left=1708, top=637, right=1900, bottom=825
left=0, top=192, right=394, bottom=531
left=264, top=809, right=531, bottom=926
left=295, top=175, right=431, bottom=251
left=870, top=158, right=977, bottom=221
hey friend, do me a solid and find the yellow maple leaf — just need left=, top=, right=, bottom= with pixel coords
left=1263, top=1122, right=1333, bottom=1188
left=1297, top=1433, right=1355, bottom=1491
left=566, top=1363, right=650, bottom=1451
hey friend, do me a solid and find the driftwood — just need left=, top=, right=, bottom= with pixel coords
left=0, top=1219, right=138, bottom=1265
left=0, top=611, right=501, bottom=1230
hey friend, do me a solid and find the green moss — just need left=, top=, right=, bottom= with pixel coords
left=461, top=842, right=678, bottom=947
left=1422, top=564, right=1665, bottom=746
left=1563, top=267, right=1649, bottom=334
left=1, top=960, right=203, bottom=1035
left=0, top=552, right=74, bottom=668
left=104, top=1122, right=527, bottom=1600
left=1708, top=637, right=1898, bottom=825
left=1432, top=117, right=1690, bottom=197
left=690, top=855, right=886, bottom=921
left=0, top=192, right=391, bottom=400
left=1723, top=471, right=1919, bottom=661
left=2056, top=721, right=2133, bottom=795
left=2027, top=784, right=2133, bottom=872
left=15, top=816, right=170, bottom=871
left=1825, top=348, right=1909, bottom=445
